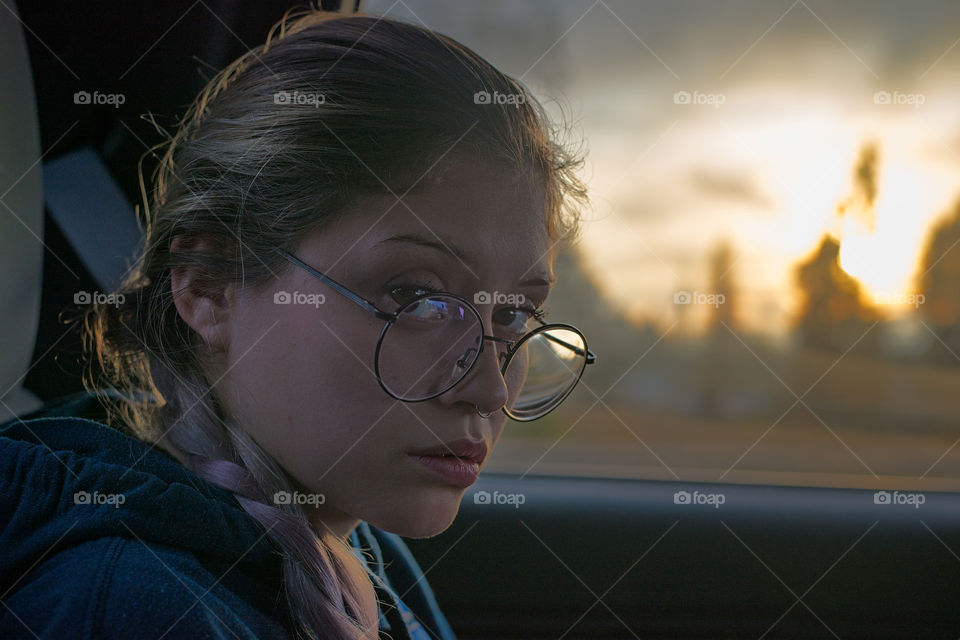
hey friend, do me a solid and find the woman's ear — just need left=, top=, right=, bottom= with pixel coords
left=169, top=234, right=234, bottom=352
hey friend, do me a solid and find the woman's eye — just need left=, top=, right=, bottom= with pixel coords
left=494, top=306, right=543, bottom=335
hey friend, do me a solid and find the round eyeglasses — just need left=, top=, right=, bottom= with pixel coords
left=274, top=248, right=596, bottom=421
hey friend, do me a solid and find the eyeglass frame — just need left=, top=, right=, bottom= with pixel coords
left=273, top=247, right=596, bottom=421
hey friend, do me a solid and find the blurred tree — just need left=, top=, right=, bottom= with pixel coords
left=699, top=239, right=740, bottom=417
left=706, top=239, right=737, bottom=336
left=794, top=234, right=880, bottom=354
left=917, top=197, right=960, bottom=365
left=793, top=142, right=883, bottom=355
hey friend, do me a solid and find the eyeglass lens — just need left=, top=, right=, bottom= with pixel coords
left=376, top=294, right=587, bottom=419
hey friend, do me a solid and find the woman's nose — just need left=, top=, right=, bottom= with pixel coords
left=439, top=333, right=510, bottom=413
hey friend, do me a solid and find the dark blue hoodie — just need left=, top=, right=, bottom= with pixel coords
left=0, top=393, right=458, bottom=640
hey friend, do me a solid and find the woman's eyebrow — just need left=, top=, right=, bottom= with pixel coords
left=374, top=232, right=555, bottom=286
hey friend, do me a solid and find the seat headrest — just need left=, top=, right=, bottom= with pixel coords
left=0, top=4, right=44, bottom=421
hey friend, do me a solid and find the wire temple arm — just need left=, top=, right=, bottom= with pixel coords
left=274, top=247, right=395, bottom=322
left=541, top=329, right=596, bottom=364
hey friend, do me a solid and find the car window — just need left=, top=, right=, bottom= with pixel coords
left=365, top=0, right=960, bottom=492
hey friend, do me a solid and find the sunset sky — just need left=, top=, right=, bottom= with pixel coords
left=365, top=0, right=960, bottom=334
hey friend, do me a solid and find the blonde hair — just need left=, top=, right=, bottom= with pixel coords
left=82, top=7, right=587, bottom=639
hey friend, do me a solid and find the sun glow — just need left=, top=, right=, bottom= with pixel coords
left=837, top=146, right=947, bottom=304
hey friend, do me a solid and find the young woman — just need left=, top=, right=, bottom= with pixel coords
left=0, top=8, right=593, bottom=640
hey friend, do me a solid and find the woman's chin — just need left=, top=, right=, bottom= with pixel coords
left=369, top=490, right=464, bottom=538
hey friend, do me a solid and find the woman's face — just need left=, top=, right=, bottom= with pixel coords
left=211, top=154, right=554, bottom=538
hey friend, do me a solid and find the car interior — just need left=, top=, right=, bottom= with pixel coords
left=3, top=1, right=959, bottom=638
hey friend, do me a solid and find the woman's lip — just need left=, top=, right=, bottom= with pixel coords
left=410, top=454, right=480, bottom=488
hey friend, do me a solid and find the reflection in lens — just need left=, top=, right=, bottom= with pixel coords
left=504, top=327, right=587, bottom=421
left=377, top=295, right=482, bottom=400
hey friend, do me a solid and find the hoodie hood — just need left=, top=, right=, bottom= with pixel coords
left=0, top=415, right=285, bottom=612
left=0, top=396, right=457, bottom=640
